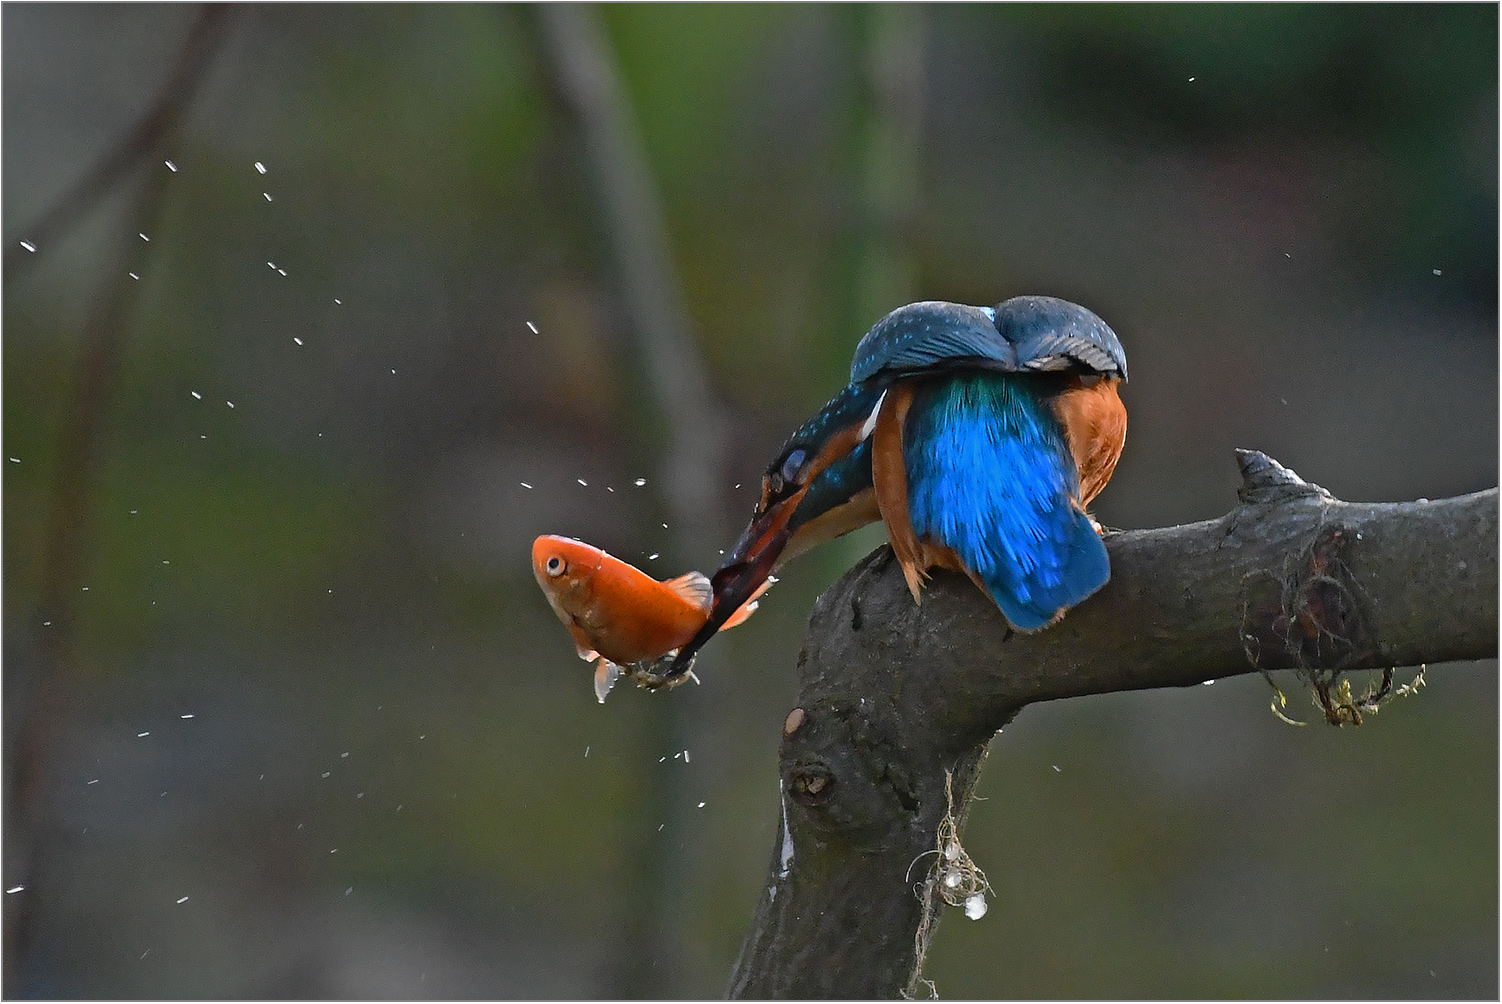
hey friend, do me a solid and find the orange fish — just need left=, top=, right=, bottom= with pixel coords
left=532, top=535, right=765, bottom=702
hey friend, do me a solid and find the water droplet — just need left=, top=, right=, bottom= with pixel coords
left=1203, top=679, right=1215, bottom=685
left=634, top=478, right=647, bottom=487
left=191, top=391, right=201, bottom=399
left=180, top=714, right=194, bottom=719
left=176, top=896, right=189, bottom=904
left=139, top=233, right=150, bottom=242
left=697, top=802, right=706, bottom=808
left=293, top=337, right=302, bottom=345
left=137, top=731, right=150, bottom=738
left=129, top=272, right=140, bottom=280
left=19, top=240, right=35, bottom=253
left=333, top=298, right=341, bottom=305
left=226, top=401, right=235, bottom=409
left=263, top=192, right=273, bottom=202
left=6, top=886, right=23, bottom=894
left=165, top=160, right=177, bottom=172
left=254, top=162, right=267, bottom=175
left=1052, top=765, right=1061, bottom=772
left=526, top=321, right=539, bottom=334
left=648, top=553, right=659, bottom=560
left=576, top=478, right=588, bottom=486
left=7, top=458, right=17, bottom=464
left=1432, top=268, right=1442, bottom=276
left=520, top=481, right=533, bottom=489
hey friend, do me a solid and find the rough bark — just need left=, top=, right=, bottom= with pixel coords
left=728, top=451, right=1497, bottom=999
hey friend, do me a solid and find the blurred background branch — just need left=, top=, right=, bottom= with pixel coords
left=535, top=5, right=731, bottom=995
left=2, top=5, right=232, bottom=282
left=4, top=6, right=235, bottom=994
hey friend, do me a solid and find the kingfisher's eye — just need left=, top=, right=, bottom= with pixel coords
left=779, top=448, right=807, bottom=484
left=545, top=555, right=566, bottom=577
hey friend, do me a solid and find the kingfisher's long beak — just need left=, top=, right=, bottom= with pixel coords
left=658, top=487, right=807, bottom=680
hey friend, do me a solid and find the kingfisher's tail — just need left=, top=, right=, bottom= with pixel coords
left=904, top=373, right=1109, bottom=630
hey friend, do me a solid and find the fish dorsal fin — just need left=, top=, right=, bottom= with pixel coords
left=663, top=571, right=712, bottom=611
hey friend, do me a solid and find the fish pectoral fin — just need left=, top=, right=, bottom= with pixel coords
left=593, top=659, right=622, bottom=703
left=566, top=624, right=600, bottom=662
left=718, top=576, right=774, bottom=631
left=663, top=571, right=713, bottom=612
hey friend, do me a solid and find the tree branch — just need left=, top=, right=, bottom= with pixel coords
left=728, top=451, right=1497, bottom=998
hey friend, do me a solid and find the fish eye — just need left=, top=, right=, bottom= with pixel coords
left=779, top=448, right=806, bottom=485
left=545, top=555, right=566, bottom=577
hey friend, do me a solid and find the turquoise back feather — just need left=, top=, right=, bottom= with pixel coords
left=904, top=373, right=1109, bottom=629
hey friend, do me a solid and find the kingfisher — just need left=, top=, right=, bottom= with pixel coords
left=659, top=295, right=1127, bottom=683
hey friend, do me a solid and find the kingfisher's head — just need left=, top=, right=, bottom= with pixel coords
left=659, top=384, right=884, bottom=678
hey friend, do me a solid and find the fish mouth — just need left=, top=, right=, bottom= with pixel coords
left=657, top=490, right=804, bottom=680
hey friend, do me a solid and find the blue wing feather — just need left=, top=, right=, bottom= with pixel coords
left=851, top=296, right=1126, bottom=386
left=992, top=295, right=1127, bottom=379
left=850, top=302, right=1016, bottom=385
left=903, top=373, right=1109, bottom=629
